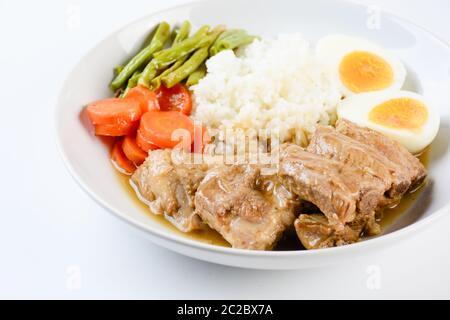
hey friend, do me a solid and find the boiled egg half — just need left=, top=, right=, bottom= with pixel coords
left=317, top=34, right=407, bottom=96
left=337, top=90, right=440, bottom=153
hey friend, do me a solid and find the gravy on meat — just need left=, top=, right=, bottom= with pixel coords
left=120, top=120, right=430, bottom=251
left=117, top=172, right=231, bottom=248
left=118, top=164, right=428, bottom=250
left=118, top=144, right=429, bottom=251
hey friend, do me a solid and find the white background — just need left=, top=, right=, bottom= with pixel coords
left=1, top=0, right=450, bottom=299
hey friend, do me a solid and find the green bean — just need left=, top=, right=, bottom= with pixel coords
left=210, top=29, right=257, bottom=56
left=174, top=21, right=191, bottom=45
left=151, top=55, right=190, bottom=88
left=128, top=71, right=141, bottom=88
left=138, top=21, right=192, bottom=87
left=140, top=25, right=159, bottom=49
left=111, top=22, right=171, bottom=91
left=114, top=65, right=124, bottom=76
left=160, top=27, right=225, bottom=88
left=151, top=25, right=211, bottom=69
left=117, top=25, right=159, bottom=76
left=137, top=63, right=158, bottom=88
left=120, top=71, right=141, bottom=97
left=186, top=63, right=206, bottom=86
left=161, top=26, right=225, bottom=88
left=161, top=47, right=209, bottom=88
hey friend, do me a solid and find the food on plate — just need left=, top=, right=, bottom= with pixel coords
left=111, top=22, right=171, bottom=91
left=139, top=110, right=195, bottom=149
left=316, top=34, right=406, bottom=96
left=195, top=165, right=298, bottom=250
left=86, top=21, right=255, bottom=174
left=122, top=134, right=148, bottom=166
left=136, top=129, right=160, bottom=152
left=129, top=120, right=426, bottom=250
left=124, top=86, right=160, bottom=113
left=192, top=34, right=342, bottom=146
left=94, top=121, right=138, bottom=137
left=159, top=26, right=225, bottom=88
left=110, top=22, right=256, bottom=92
left=209, top=29, right=259, bottom=56
left=147, top=21, right=192, bottom=88
left=81, top=20, right=440, bottom=251
left=155, top=83, right=192, bottom=115
left=282, top=120, right=427, bottom=249
left=86, top=98, right=142, bottom=125
left=111, top=139, right=137, bottom=175
left=308, top=124, right=426, bottom=197
left=131, top=149, right=209, bottom=232
left=186, top=63, right=206, bottom=86
left=337, top=90, right=440, bottom=153
left=335, top=119, right=428, bottom=191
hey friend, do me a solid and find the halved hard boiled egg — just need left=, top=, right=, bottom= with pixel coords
left=337, top=90, right=440, bottom=153
left=316, top=34, right=407, bottom=96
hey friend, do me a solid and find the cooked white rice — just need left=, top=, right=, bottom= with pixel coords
left=192, top=34, right=342, bottom=146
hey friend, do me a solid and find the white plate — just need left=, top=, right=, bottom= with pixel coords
left=56, top=0, right=450, bottom=269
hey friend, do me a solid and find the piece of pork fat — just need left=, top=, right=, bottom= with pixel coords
left=194, top=165, right=298, bottom=250
left=335, top=119, right=427, bottom=191
left=307, top=125, right=411, bottom=206
left=131, top=149, right=209, bottom=232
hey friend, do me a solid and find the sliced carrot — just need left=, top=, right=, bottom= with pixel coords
left=111, top=139, right=136, bottom=175
left=155, top=84, right=192, bottom=115
left=136, top=129, right=160, bottom=152
left=123, top=134, right=148, bottom=165
left=86, top=98, right=142, bottom=125
left=125, top=85, right=160, bottom=113
left=139, top=110, right=195, bottom=149
left=94, top=120, right=138, bottom=137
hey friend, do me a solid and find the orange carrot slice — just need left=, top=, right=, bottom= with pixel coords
left=125, top=85, right=160, bottom=113
left=122, top=134, right=148, bottom=165
left=86, top=98, right=141, bottom=125
left=139, top=110, right=195, bottom=149
left=94, top=121, right=138, bottom=137
left=111, top=139, right=136, bottom=175
left=136, top=129, right=160, bottom=152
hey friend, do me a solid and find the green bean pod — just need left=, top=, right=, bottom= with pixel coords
left=161, top=47, right=209, bottom=88
left=120, top=71, right=141, bottom=97
left=110, top=22, right=171, bottom=91
left=137, top=62, right=158, bottom=88
left=151, top=25, right=210, bottom=69
left=160, top=26, right=225, bottom=88
left=114, top=65, right=124, bottom=76
left=151, top=54, right=190, bottom=88
left=173, top=21, right=191, bottom=45
left=210, top=29, right=257, bottom=56
left=138, top=21, right=192, bottom=87
left=186, top=63, right=206, bottom=86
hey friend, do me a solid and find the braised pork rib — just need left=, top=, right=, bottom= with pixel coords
left=195, top=165, right=298, bottom=250
left=131, top=120, right=427, bottom=250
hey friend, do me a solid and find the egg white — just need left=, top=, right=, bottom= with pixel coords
left=337, top=90, right=440, bottom=153
left=316, top=34, right=407, bottom=97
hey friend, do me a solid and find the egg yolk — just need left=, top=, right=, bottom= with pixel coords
left=339, top=51, right=394, bottom=93
left=369, top=97, right=428, bottom=131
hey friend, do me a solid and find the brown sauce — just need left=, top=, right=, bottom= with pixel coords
left=116, top=173, right=231, bottom=248
left=378, top=146, right=430, bottom=231
left=117, top=147, right=430, bottom=250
